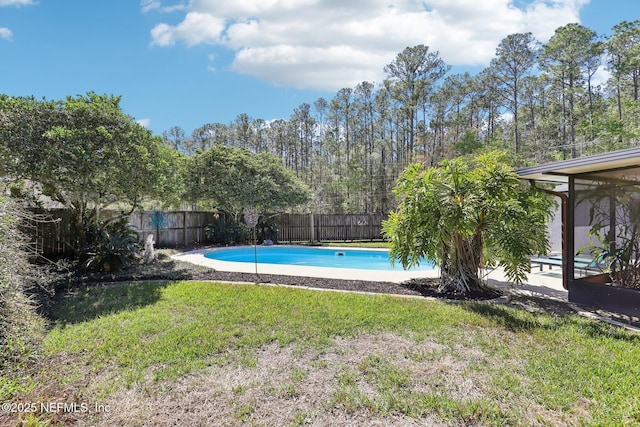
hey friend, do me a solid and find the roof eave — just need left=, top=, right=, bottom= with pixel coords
left=516, top=146, right=640, bottom=182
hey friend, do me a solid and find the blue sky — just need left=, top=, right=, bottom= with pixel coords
left=0, top=0, right=637, bottom=137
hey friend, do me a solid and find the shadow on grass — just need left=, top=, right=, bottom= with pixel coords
left=461, top=298, right=640, bottom=341
left=42, top=253, right=204, bottom=325
left=66, top=256, right=201, bottom=285
left=51, top=280, right=171, bottom=325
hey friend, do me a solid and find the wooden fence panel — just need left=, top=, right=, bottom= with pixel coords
left=184, top=211, right=216, bottom=246
left=129, top=211, right=216, bottom=248
left=275, top=213, right=310, bottom=242
left=34, top=209, right=72, bottom=257
left=274, top=213, right=384, bottom=242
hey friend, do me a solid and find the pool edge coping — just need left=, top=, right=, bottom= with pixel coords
left=172, top=245, right=439, bottom=284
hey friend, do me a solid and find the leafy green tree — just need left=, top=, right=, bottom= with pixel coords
left=191, top=122, right=230, bottom=151
left=159, top=20, right=640, bottom=215
left=384, top=45, right=450, bottom=161
left=233, top=113, right=253, bottom=150
left=606, top=20, right=640, bottom=145
left=184, top=145, right=310, bottom=217
left=383, top=151, right=553, bottom=294
left=163, top=125, right=194, bottom=154
left=490, top=32, right=539, bottom=153
left=291, top=102, right=316, bottom=172
left=538, top=24, right=601, bottom=157
left=452, top=130, right=483, bottom=155
left=0, top=92, right=181, bottom=256
left=608, top=20, right=640, bottom=105
left=429, top=73, right=479, bottom=162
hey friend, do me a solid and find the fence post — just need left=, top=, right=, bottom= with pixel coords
left=183, top=211, right=188, bottom=248
left=310, top=212, right=315, bottom=243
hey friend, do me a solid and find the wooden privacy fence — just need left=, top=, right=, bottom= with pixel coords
left=274, top=213, right=385, bottom=242
left=33, top=210, right=385, bottom=257
left=34, top=210, right=217, bottom=257
left=128, top=211, right=217, bottom=248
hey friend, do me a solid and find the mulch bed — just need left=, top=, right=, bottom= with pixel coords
left=185, top=271, right=580, bottom=317
left=194, top=269, right=426, bottom=296
left=189, top=270, right=502, bottom=300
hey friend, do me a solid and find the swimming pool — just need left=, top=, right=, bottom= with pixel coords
left=204, top=246, right=434, bottom=271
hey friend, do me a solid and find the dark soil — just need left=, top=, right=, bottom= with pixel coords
left=188, top=272, right=503, bottom=301
left=402, top=278, right=503, bottom=300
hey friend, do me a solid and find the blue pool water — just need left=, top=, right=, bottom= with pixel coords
left=204, top=246, right=434, bottom=271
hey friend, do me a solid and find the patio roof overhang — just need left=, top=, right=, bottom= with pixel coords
left=516, top=146, right=640, bottom=185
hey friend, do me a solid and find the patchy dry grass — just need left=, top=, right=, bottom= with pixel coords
left=3, top=280, right=640, bottom=426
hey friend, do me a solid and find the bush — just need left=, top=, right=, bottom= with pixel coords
left=205, top=212, right=278, bottom=245
left=0, top=197, right=48, bottom=370
left=256, top=216, right=278, bottom=244
left=79, top=219, right=141, bottom=272
left=205, top=213, right=250, bottom=245
left=383, top=151, right=552, bottom=294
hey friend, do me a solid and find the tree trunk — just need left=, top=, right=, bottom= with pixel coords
left=438, top=231, right=485, bottom=294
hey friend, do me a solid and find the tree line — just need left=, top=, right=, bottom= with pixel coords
left=163, top=21, right=640, bottom=214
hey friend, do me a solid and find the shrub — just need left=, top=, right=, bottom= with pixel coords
left=256, top=216, right=278, bottom=244
left=79, top=219, right=141, bottom=272
left=0, top=197, right=48, bottom=370
left=205, top=213, right=250, bottom=245
left=205, top=212, right=278, bottom=245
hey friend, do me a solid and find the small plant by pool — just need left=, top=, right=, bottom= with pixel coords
left=204, top=246, right=434, bottom=271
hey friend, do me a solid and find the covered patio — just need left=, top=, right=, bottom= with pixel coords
left=517, top=146, right=640, bottom=316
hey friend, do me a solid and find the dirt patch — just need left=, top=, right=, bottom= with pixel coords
left=69, top=334, right=446, bottom=426
left=67, top=333, right=575, bottom=427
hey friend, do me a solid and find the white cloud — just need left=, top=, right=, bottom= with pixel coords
left=0, top=27, right=12, bottom=40
left=1, top=0, right=36, bottom=41
left=140, top=0, right=186, bottom=14
left=232, top=45, right=386, bottom=90
left=140, top=0, right=161, bottom=13
left=521, top=0, right=587, bottom=40
left=206, top=53, right=217, bottom=72
left=147, top=0, right=590, bottom=91
left=591, top=65, right=611, bottom=88
left=0, top=0, right=36, bottom=6
left=150, top=12, right=224, bottom=47
left=137, top=118, right=151, bottom=128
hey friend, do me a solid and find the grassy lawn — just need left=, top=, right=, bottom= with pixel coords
left=4, top=280, right=640, bottom=426
left=319, top=241, right=390, bottom=248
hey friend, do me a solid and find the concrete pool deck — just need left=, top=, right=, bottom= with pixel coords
left=171, top=247, right=567, bottom=301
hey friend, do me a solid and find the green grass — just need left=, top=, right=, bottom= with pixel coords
left=30, top=281, right=640, bottom=425
left=46, top=281, right=465, bottom=382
